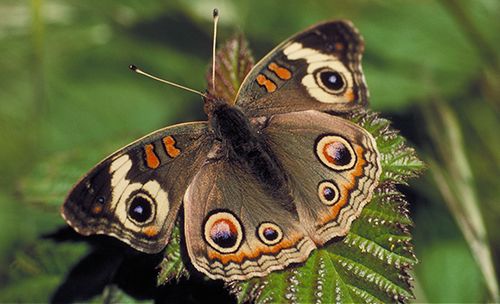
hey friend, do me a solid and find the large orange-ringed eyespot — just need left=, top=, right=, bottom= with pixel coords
left=204, top=211, right=244, bottom=254
left=315, top=135, right=356, bottom=171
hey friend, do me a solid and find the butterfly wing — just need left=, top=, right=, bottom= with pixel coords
left=235, top=21, right=367, bottom=116
left=263, top=110, right=381, bottom=244
left=62, top=122, right=213, bottom=253
left=183, top=148, right=317, bottom=281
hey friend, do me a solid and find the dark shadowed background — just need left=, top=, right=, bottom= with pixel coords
left=0, top=0, right=499, bottom=302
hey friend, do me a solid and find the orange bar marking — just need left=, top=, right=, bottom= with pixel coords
left=268, top=62, right=292, bottom=80
left=144, top=144, right=160, bottom=169
left=256, top=74, right=277, bottom=93
left=163, top=136, right=181, bottom=158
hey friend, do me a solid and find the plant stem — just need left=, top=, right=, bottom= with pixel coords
left=423, top=102, right=499, bottom=302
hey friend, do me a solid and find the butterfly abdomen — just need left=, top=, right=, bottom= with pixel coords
left=210, top=103, right=292, bottom=204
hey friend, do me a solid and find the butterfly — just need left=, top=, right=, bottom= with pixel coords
left=61, top=20, right=381, bottom=282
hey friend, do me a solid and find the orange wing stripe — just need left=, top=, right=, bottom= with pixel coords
left=321, top=145, right=367, bottom=222
left=208, top=233, right=303, bottom=264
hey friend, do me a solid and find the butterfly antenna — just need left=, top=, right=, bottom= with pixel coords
left=129, top=65, right=207, bottom=98
left=211, top=8, right=219, bottom=92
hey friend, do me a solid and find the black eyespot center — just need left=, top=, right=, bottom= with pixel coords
left=326, top=141, right=352, bottom=166
left=128, top=195, right=152, bottom=223
left=317, top=180, right=340, bottom=206
left=203, top=211, right=244, bottom=253
left=211, top=226, right=238, bottom=248
left=97, top=196, right=105, bottom=204
left=319, top=70, right=345, bottom=92
left=323, top=187, right=336, bottom=201
left=263, top=227, right=279, bottom=241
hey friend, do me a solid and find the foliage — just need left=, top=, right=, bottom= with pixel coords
left=0, top=0, right=499, bottom=303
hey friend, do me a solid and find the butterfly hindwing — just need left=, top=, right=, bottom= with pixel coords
left=262, top=110, right=381, bottom=243
left=235, top=20, right=368, bottom=116
left=183, top=151, right=317, bottom=281
left=62, top=122, right=213, bottom=253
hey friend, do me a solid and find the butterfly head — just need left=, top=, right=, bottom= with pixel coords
left=203, top=93, right=228, bottom=118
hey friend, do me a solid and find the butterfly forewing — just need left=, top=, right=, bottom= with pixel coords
left=235, top=21, right=368, bottom=116
left=62, top=122, right=213, bottom=253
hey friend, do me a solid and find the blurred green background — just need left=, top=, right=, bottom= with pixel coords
left=0, top=0, right=499, bottom=302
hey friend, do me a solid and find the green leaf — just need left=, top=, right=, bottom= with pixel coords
left=157, top=223, right=189, bottom=285
left=352, top=113, right=425, bottom=185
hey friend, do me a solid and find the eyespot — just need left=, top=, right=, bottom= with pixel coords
left=318, top=181, right=340, bottom=206
left=203, top=211, right=243, bottom=254
left=314, top=69, right=347, bottom=94
left=315, top=135, right=356, bottom=171
left=127, top=192, right=155, bottom=225
left=257, top=222, right=283, bottom=246
left=91, top=196, right=107, bottom=214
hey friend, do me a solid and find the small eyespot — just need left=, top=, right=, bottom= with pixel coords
left=318, top=181, right=340, bottom=206
left=127, top=193, right=155, bottom=224
left=91, top=196, right=106, bottom=214
left=314, top=69, right=347, bottom=94
left=204, top=211, right=243, bottom=253
left=257, top=222, right=283, bottom=246
left=315, top=135, right=356, bottom=171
